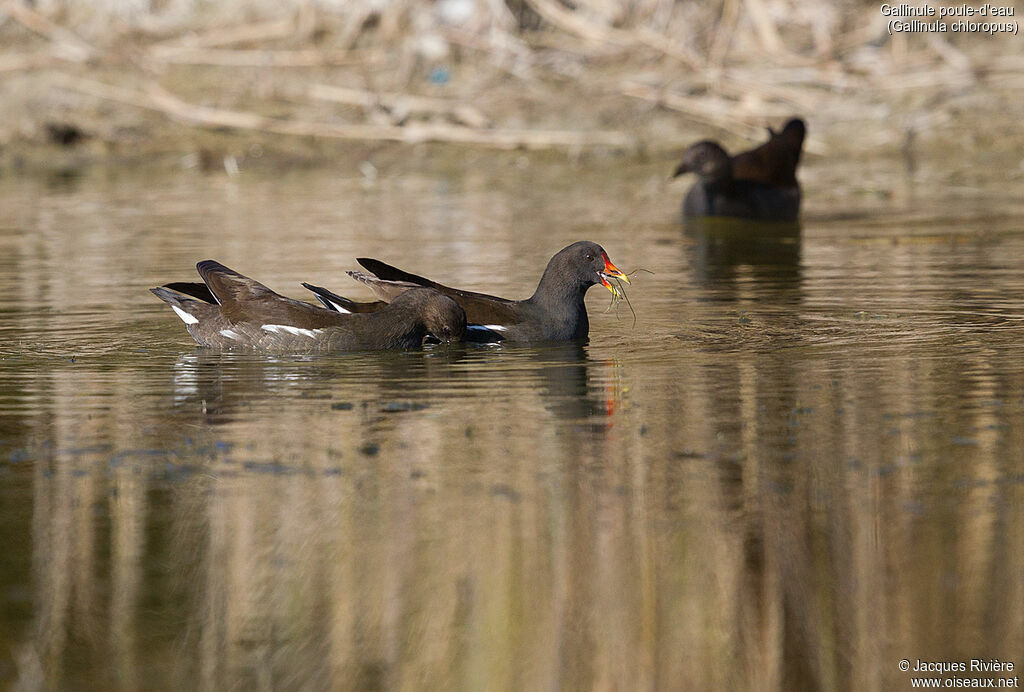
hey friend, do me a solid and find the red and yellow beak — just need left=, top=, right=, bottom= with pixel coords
left=599, top=252, right=630, bottom=297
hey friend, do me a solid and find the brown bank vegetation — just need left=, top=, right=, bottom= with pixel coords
left=0, top=0, right=1021, bottom=173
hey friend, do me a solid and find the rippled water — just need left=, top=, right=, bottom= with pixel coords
left=1, top=158, right=1023, bottom=690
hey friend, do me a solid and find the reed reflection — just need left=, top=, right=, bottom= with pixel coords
left=460, top=343, right=616, bottom=425
left=2, top=171, right=1024, bottom=691
left=5, top=316, right=1023, bottom=691
left=168, top=348, right=467, bottom=425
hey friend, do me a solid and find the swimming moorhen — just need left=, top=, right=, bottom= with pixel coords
left=152, top=261, right=465, bottom=351
left=673, top=118, right=805, bottom=222
left=303, top=241, right=629, bottom=343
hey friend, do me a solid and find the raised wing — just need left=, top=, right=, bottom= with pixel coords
left=302, top=282, right=388, bottom=314
left=196, top=261, right=342, bottom=328
left=350, top=261, right=523, bottom=328
left=162, top=281, right=218, bottom=304
left=730, top=118, right=805, bottom=187
left=356, top=258, right=520, bottom=306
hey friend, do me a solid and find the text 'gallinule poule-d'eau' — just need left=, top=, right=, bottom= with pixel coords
left=302, top=241, right=630, bottom=343
left=152, top=261, right=466, bottom=351
left=673, top=118, right=806, bottom=222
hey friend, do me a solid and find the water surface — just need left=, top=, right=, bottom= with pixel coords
left=1, top=159, right=1022, bottom=690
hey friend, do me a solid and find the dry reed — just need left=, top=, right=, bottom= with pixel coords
left=0, top=0, right=1019, bottom=157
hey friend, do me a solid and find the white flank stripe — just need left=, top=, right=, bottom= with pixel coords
left=327, top=300, right=351, bottom=314
left=219, top=329, right=243, bottom=341
left=261, top=324, right=320, bottom=338
left=467, top=324, right=508, bottom=343
left=171, top=305, right=199, bottom=325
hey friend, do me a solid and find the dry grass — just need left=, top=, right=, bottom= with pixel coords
left=0, top=0, right=1021, bottom=167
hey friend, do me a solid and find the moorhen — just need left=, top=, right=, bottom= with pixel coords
left=152, top=261, right=465, bottom=351
left=673, top=118, right=805, bottom=222
left=303, top=241, right=629, bottom=343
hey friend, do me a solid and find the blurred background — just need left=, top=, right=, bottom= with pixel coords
left=1, top=1, right=1023, bottom=691
left=1, top=0, right=1022, bottom=174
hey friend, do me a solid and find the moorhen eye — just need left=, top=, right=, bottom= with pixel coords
left=585, top=253, right=594, bottom=262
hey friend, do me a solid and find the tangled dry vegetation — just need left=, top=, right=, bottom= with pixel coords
left=0, top=0, right=1020, bottom=169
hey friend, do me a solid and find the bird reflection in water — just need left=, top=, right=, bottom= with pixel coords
left=169, top=342, right=620, bottom=434
left=683, top=217, right=803, bottom=302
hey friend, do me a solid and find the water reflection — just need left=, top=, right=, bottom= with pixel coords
left=167, top=349, right=463, bottom=425
left=164, top=342, right=613, bottom=429
left=462, top=343, right=615, bottom=425
left=684, top=217, right=803, bottom=298
left=5, top=337, right=1020, bottom=690
left=0, top=169, right=1022, bottom=690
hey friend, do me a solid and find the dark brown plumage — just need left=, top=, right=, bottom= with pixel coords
left=305, top=241, right=630, bottom=343
left=673, top=118, right=806, bottom=222
left=152, top=261, right=465, bottom=351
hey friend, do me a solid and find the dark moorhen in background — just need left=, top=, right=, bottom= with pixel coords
left=303, top=241, right=630, bottom=343
left=672, top=118, right=806, bottom=222
left=152, top=261, right=465, bottom=351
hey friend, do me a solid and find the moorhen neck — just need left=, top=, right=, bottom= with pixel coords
left=673, top=117, right=805, bottom=222
left=152, top=260, right=465, bottom=351
left=304, top=241, right=629, bottom=343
